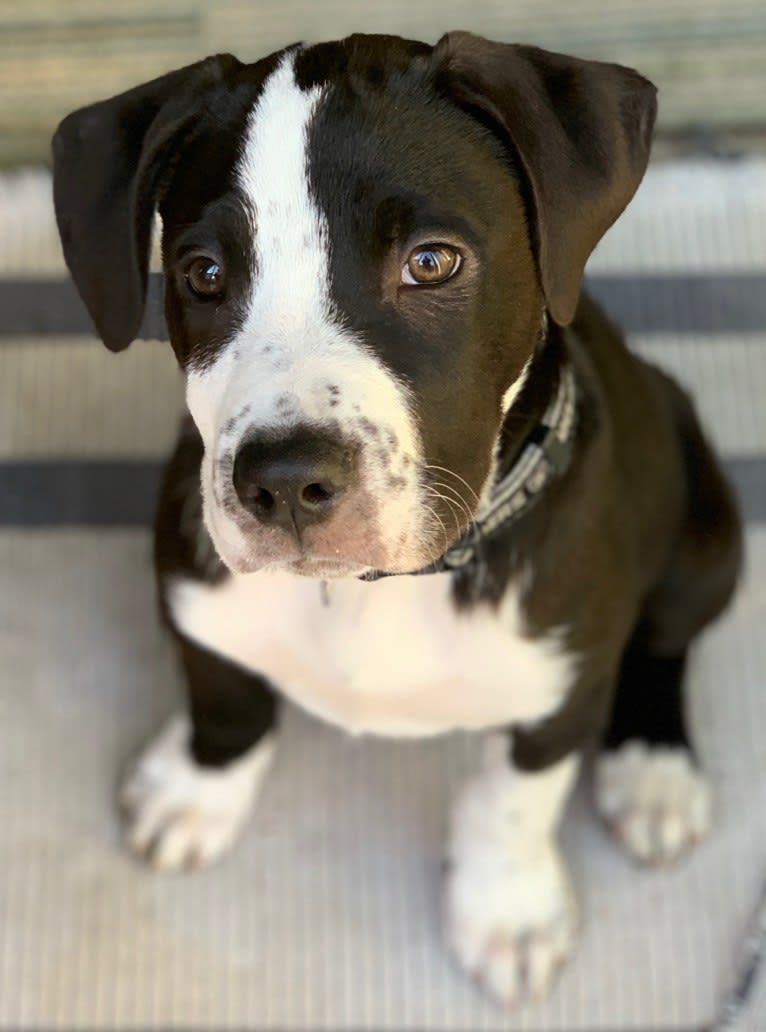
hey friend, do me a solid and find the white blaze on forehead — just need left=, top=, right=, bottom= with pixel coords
left=236, top=52, right=330, bottom=337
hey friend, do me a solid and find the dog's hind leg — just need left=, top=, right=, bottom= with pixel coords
left=119, top=634, right=279, bottom=872
left=595, top=637, right=714, bottom=865
left=596, top=383, right=743, bottom=865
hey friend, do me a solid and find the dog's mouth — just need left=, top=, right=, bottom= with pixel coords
left=282, top=554, right=371, bottom=579
left=206, top=492, right=460, bottom=580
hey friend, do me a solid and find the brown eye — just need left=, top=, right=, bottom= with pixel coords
left=402, top=245, right=461, bottom=286
left=186, top=256, right=225, bottom=299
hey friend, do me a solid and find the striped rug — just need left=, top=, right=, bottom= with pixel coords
left=0, top=162, right=764, bottom=1031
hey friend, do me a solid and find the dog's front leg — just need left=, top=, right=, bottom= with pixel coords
left=120, top=633, right=278, bottom=872
left=445, top=732, right=579, bottom=1007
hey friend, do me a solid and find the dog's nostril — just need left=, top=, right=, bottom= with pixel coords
left=301, top=482, right=333, bottom=508
left=253, top=487, right=275, bottom=513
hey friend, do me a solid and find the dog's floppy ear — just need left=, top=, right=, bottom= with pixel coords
left=434, top=32, right=656, bottom=326
left=52, top=54, right=240, bottom=351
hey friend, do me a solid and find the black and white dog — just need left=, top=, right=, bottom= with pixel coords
left=53, top=32, right=742, bottom=1006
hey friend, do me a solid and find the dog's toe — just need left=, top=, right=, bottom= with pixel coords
left=595, top=740, right=711, bottom=866
left=119, top=715, right=275, bottom=872
left=129, top=805, right=240, bottom=872
left=454, top=907, right=575, bottom=1009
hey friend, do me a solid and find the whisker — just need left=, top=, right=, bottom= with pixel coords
left=429, top=482, right=480, bottom=546
left=424, top=464, right=480, bottom=504
left=430, top=491, right=473, bottom=539
left=421, top=502, right=449, bottom=554
left=429, top=480, right=474, bottom=525
left=424, top=486, right=463, bottom=538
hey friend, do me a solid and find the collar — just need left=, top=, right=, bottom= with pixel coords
left=360, top=361, right=577, bottom=582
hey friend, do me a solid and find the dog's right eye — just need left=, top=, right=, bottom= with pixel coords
left=186, top=256, right=226, bottom=300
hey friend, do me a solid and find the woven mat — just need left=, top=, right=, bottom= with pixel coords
left=0, top=161, right=764, bottom=1031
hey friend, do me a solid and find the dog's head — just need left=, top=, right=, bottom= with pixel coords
left=53, top=33, right=655, bottom=577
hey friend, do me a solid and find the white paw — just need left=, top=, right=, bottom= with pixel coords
left=444, top=743, right=579, bottom=1008
left=445, top=840, right=577, bottom=1008
left=119, top=715, right=275, bottom=872
left=595, top=740, right=711, bottom=865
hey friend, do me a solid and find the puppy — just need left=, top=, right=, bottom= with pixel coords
left=52, top=32, right=742, bottom=1007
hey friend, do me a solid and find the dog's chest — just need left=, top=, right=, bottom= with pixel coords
left=169, top=570, right=572, bottom=736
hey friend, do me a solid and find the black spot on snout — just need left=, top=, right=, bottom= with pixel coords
left=358, top=417, right=379, bottom=438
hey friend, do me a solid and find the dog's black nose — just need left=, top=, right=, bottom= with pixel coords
left=233, top=428, right=356, bottom=533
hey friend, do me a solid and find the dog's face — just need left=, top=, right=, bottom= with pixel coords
left=53, top=33, right=656, bottom=576
left=162, top=44, right=541, bottom=576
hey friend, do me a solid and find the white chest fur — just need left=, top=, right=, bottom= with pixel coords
left=169, top=570, right=573, bottom=737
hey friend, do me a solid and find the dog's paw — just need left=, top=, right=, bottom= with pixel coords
left=119, top=715, right=275, bottom=872
left=445, top=841, right=577, bottom=1008
left=444, top=735, right=580, bottom=1008
left=595, top=740, right=711, bottom=866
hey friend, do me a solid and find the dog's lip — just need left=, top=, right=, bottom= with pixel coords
left=285, top=555, right=371, bottom=578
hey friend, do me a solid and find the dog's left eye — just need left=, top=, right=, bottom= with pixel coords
left=402, top=245, right=461, bottom=286
left=185, top=256, right=226, bottom=300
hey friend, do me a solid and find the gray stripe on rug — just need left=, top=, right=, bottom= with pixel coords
left=0, top=456, right=762, bottom=527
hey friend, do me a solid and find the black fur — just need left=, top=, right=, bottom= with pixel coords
left=177, top=631, right=277, bottom=767
left=604, top=638, right=690, bottom=752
